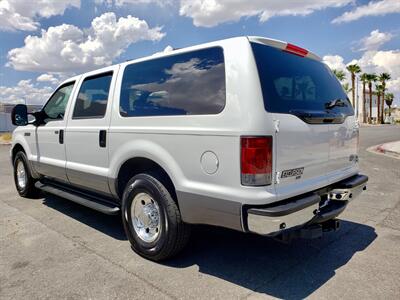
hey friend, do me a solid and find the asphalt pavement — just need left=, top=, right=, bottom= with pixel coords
left=1, top=125, right=399, bottom=299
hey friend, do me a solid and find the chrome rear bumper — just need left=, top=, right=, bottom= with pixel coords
left=245, top=174, right=368, bottom=236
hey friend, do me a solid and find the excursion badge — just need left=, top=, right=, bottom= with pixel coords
left=281, top=167, right=304, bottom=179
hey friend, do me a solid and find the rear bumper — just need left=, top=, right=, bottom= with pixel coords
left=244, top=174, right=368, bottom=236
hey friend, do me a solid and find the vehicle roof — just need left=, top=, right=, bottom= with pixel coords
left=59, top=35, right=321, bottom=86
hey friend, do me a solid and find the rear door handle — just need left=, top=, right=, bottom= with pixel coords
left=59, top=130, right=64, bottom=144
left=99, top=130, right=106, bottom=148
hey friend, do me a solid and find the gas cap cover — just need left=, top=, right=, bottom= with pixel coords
left=200, top=151, right=219, bottom=174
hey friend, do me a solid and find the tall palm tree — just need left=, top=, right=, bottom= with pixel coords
left=378, top=73, right=391, bottom=124
left=333, top=69, right=346, bottom=82
left=360, top=73, right=368, bottom=123
left=346, top=64, right=361, bottom=108
left=375, top=84, right=384, bottom=123
left=366, top=73, right=377, bottom=123
left=385, top=93, right=394, bottom=117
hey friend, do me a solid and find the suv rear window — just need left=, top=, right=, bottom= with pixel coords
left=120, top=47, right=225, bottom=117
left=251, top=42, right=353, bottom=115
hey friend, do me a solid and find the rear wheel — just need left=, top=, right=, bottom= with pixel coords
left=121, top=173, right=190, bottom=261
left=13, top=151, right=38, bottom=198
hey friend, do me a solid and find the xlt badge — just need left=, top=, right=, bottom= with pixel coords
left=281, top=167, right=304, bottom=179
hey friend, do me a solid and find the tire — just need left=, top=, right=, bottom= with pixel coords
left=121, top=172, right=190, bottom=261
left=13, top=151, right=39, bottom=198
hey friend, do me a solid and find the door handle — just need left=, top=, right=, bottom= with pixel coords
left=99, top=130, right=106, bottom=148
left=59, top=130, right=64, bottom=144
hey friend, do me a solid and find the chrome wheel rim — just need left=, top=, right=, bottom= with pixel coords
left=16, top=160, right=27, bottom=189
left=130, top=192, right=161, bottom=243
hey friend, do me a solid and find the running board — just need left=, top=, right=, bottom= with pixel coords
left=35, top=181, right=120, bottom=215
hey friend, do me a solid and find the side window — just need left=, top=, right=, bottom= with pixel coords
left=72, top=72, right=113, bottom=119
left=120, top=47, right=225, bottom=117
left=43, top=82, right=75, bottom=120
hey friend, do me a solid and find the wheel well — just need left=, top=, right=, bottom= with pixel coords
left=116, top=157, right=177, bottom=202
left=12, top=144, right=25, bottom=162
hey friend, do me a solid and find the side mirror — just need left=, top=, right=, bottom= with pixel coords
left=11, top=104, right=28, bottom=126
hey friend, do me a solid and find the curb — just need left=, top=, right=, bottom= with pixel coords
left=367, top=143, right=400, bottom=159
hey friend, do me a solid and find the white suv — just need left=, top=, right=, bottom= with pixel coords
left=11, top=36, right=368, bottom=261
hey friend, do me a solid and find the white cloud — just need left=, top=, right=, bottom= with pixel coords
left=36, top=74, right=60, bottom=85
left=332, top=0, right=400, bottom=24
left=0, top=0, right=80, bottom=32
left=152, top=45, right=175, bottom=56
left=359, top=29, right=394, bottom=51
left=355, top=50, right=400, bottom=81
left=7, top=12, right=165, bottom=73
left=323, top=54, right=347, bottom=71
left=163, top=45, right=174, bottom=52
left=386, top=78, right=400, bottom=94
left=0, top=80, right=53, bottom=105
left=179, top=0, right=352, bottom=27
left=324, top=49, right=400, bottom=105
left=95, top=0, right=172, bottom=6
left=323, top=54, right=352, bottom=83
left=115, top=0, right=172, bottom=6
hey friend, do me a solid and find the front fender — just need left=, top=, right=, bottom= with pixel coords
left=11, top=129, right=41, bottom=179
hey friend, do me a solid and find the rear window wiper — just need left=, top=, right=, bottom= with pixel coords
left=325, top=98, right=347, bottom=109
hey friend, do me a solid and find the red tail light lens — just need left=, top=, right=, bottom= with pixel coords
left=241, top=136, right=272, bottom=186
left=284, top=43, right=308, bottom=57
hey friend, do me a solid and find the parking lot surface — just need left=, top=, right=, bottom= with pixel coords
left=1, top=125, right=399, bottom=299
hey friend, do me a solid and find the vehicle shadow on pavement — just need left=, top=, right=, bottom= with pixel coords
left=42, top=194, right=126, bottom=241
left=41, top=193, right=376, bottom=299
left=167, top=221, right=377, bottom=299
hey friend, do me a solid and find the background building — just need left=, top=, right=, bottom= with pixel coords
left=0, top=103, right=42, bottom=132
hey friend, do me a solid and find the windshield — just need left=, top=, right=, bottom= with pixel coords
left=251, top=42, right=354, bottom=116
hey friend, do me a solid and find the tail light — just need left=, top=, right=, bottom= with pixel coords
left=283, top=43, right=308, bottom=57
left=241, top=136, right=273, bottom=186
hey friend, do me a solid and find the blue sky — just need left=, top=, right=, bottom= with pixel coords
left=1, top=0, right=399, bottom=105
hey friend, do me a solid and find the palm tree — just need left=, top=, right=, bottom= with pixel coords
left=342, top=83, right=352, bottom=93
left=333, top=69, right=346, bottom=82
left=366, top=73, right=377, bottom=123
left=346, top=64, right=361, bottom=108
left=385, top=93, right=394, bottom=117
left=375, top=84, right=384, bottom=122
left=360, top=73, right=368, bottom=123
left=378, top=73, right=391, bottom=124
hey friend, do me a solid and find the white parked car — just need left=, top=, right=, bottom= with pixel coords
left=11, top=36, right=368, bottom=261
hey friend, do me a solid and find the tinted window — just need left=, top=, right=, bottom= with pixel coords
left=43, top=82, right=75, bottom=120
left=120, top=47, right=225, bottom=117
left=73, top=72, right=113, bottom=119
left=251, top=42, right=353, bottom=115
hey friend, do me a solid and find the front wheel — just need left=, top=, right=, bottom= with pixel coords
left=121, top=173, right=190, bottom=261
left=13, top=151, right=39, bottom=198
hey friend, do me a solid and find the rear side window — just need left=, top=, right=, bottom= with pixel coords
left=73, top=72, right=113, bottom=119
left=120, top=47, right=225, bottom=117
left=251, top=42, right=353, bottom=115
